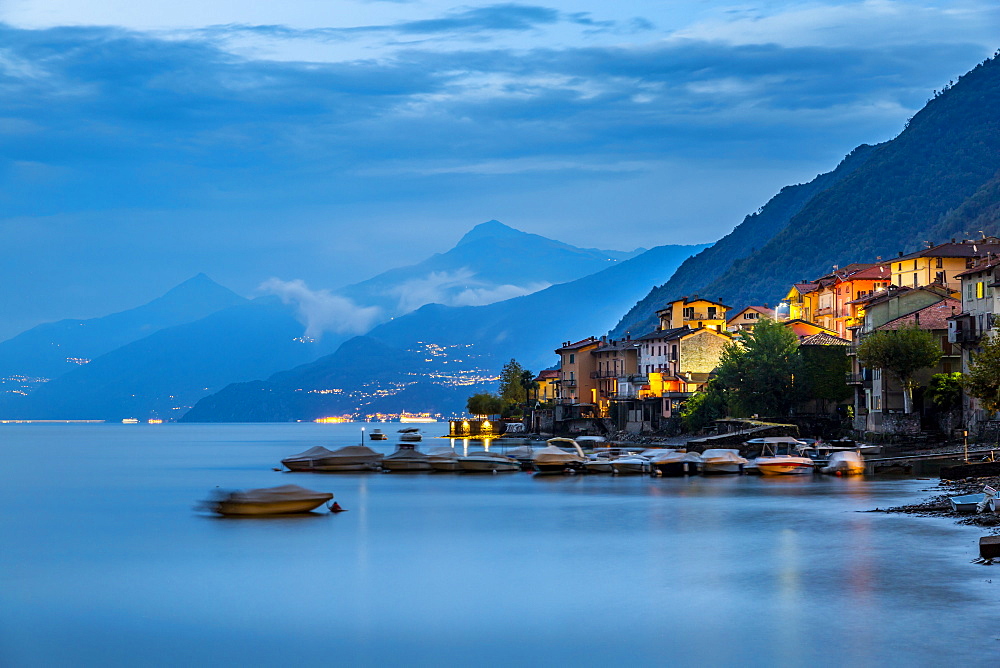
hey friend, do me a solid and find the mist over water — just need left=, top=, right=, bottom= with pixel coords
left=0, top=423, right=995, bottom=666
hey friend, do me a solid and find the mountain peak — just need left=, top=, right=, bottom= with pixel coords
left=456, top=220, right=525, bottom=246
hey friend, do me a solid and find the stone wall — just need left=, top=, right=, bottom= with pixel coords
left=679, top=330, right=728, bottom=375
left=882, top=412, right=921, bottom=435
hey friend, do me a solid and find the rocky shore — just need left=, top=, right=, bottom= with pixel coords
left=874, top=474, right=1000, bottom=533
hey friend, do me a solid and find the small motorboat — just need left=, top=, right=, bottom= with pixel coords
left=504, top=445, right=537, bottom=470
left=399, top=428, right=422, bottom=442
left=458, top=450, right=520, bottom=472
left=820, top=451, right=866, bottom=476
left=281, top=445, right=382, bottom=472
left=699, top=449, right=747, bottom=475
left=202, top=485, right=333, bottom=516
left=427, top=446, right=461, bottom=472
left=369, top=429, right=388, bottom=441
left=382, top=444, right=432, bottom=471
left=533, top=438, right=587, bottom=474
left=751, top=437, right=815, bottom=476
left=612, top=448, right=670, bottom=475
left=575, top=436, right=606, bottom=451
left=584, top=452, right=615, bottom=474
left=950, top=493, right=986, bottom=514
left=648, top=450, right=701, bottom=476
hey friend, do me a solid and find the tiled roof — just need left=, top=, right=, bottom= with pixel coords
left=792, top=282, right=819, bottom=294
left=535, top=369, right=560, bottom=380
left=555, top=337, right=600, bottom=352
left=800, top=332, right=851, bottom=346
left=876, top=298, right=962, bottom=331
left=634, top=327, right=688, bottom=342
left=656, top=296, right=732, bottom=312
left=895, top=239, right=1000, bottom=262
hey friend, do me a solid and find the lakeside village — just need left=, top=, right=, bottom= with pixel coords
left=501, top=236, right=1000, bottom=446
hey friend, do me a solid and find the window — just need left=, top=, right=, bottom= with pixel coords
left=914, top=260, right=918, bottom=270
left=968, top=282, right=975, bottom=300
left=682, top=307, right=694, bottom=319
left=913, top=273, right=918, bottom=287
left=569, top=353, right=575, bottom=364
left=707, top=307, right=717, bottom=319
left=936, top=257, right=943, bottom=268
left=977, top=281, right=985, bottom=299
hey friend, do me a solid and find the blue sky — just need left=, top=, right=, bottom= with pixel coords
left=0, top=1, right=997, bottom=338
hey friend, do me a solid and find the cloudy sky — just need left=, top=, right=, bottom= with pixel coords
left=0, top=0, right=997, bottom=338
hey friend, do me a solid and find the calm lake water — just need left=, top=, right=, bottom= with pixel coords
left=1, top=423, right=996, bottom=667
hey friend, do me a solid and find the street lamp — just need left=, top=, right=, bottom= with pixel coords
left=361, top=426, right=366, bottom=446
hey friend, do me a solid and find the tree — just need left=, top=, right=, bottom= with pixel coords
left=714, top=319, right=800, bottom=417
left=797, top=344, right=851, bottom=413
left=498, top=359, right=527, bottom=406
left=927, top=372, right=963, bottom=412
left=964, top=335, right=1000, bottom=413
left=519, top=369, right=537, bottom=404
left=856, top=323, right=942, bottom=413
left=467, top=393, right=503, bottom=417
left=680, top=385, right=727, bottom=433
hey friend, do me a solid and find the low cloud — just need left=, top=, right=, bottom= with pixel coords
left=260, top=278, right=382, bottom=338
left=389, top=268, right=549, bottom=312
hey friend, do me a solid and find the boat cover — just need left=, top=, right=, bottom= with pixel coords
left=463, top=450, right=514, bottom=460
left=649, top=450, right=702, bottom=464
left=227, top=485, right=332, bottom=503
left=504, top=445, right=536, bottom=460
left=327, top=445, right=381, bottom=458
left=385, top=447, right=429, bottom=460
left=701, top=449, right=748, bottom=464
left=826, top=451, right=864, bottom=466
left=282, top=446, right=337, bottom=461
left=534, top=444, right=585, bottom=463
left=427, top=446, right=458, bottom=458
left=639, top=448, right=674, bottom=458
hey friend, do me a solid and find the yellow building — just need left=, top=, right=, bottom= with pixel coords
left=891, top=238, right=1000, bottom=291
left=656, top=296, right=729, bottom=332
left=726, top=305, right=775, bottom=333
left=532, top=369, right=559, bottom=403
left=554, top=337, right=602, bottom=405
left=782, top=283, right=819, bottom=322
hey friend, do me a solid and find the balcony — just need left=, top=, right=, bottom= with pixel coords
left=950, top=329, right=980, bottom=344
left=846, top=373, right=864, bottom=385
left=590, top=370, right=623, bottom=379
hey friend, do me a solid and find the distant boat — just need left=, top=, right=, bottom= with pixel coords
left=202, top=485, right=333, bottom=516
left=369, top=429, right=388, bottom=440
left=122, top=418, right=140, bottom=424
left=399, top=414, right=437, bottom=423
left=399, top=428, right=422, bottom=442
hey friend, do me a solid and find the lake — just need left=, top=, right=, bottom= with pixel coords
left=0, top=423, right=996, bottom=666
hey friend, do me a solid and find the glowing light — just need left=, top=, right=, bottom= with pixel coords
left=314, top=416, right=352, bottom=423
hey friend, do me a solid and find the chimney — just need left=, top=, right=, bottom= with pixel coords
left=898, top=251, right=903, bottom=257
left=952, top=238, right=956, bottom=243
left=914, top=312, right=920, bottom=326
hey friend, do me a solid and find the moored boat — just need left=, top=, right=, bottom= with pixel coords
left=399, top=428, right=422, bottom=442
left=649, top=449, right=701, bottom=476
left=369, top=429, right=388, bottom=441
left=699, top=449, right=748, bottom=475
left=820, top=450, right=866, bottom=476
left=612, top=448, right=671, bottom=475
left=504, top=445, right=538, bottom=470
left=382, top=444, right=432, bottom=471
left=281, top=445, right=382, bottom=472
left=458, top=450, right=520, bottom=472
left=533, top=438, right=587, bottom=474
left=752, top=437, right=815, bottom=476
left=202, top=485, right=333, bottom=516
left=427, top=446, right=461, bottom=472
left=950, top=493, right=986, bottom=514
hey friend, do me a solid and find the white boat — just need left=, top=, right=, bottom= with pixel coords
left=382, top=444, right=432, bottom=471
left=202, top=485, right=333, bottom=516
left=575, top=436, right=606, bottom=450
left=584, top=452, right=615, bottom=474
left=458, top=450, right=520, bottom=472
left=399, top=414, right=437, bottom=423
left=699, top=449, right=748, bottom=475
left=950, top=493, right=986, bottom=514
left=648, top=450, right=701, bottom=476
left=533, top=438, right=587, bottom=474
left=820, top=451, right=866, bottom=476
left=398, top=428, right=422, bottom=442
left=427, top=446, right=461, bottom=472
left=612, top=448, right=670, bottom=475
left=281, top=445, right=382, bottom=472
left=752, top=437, right=815, bottom=476
left=369, top=429, right=388, bottom=441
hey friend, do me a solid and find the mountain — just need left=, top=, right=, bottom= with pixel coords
left=180, top=336, right=480, bottom=422
left=0, top=273, right=247, bottom=383
left=609, top=145, right=878, bottom=336
left=2, top=298, right=335, bottom=421
left=338, top=219, right=645, bottom=314
left=614, top=52, right=1000, bottom=333
left=182, top=242, right=708, bottom=420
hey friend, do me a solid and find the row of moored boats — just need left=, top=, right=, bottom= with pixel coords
left=278, top=436, right=867, bottom=476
